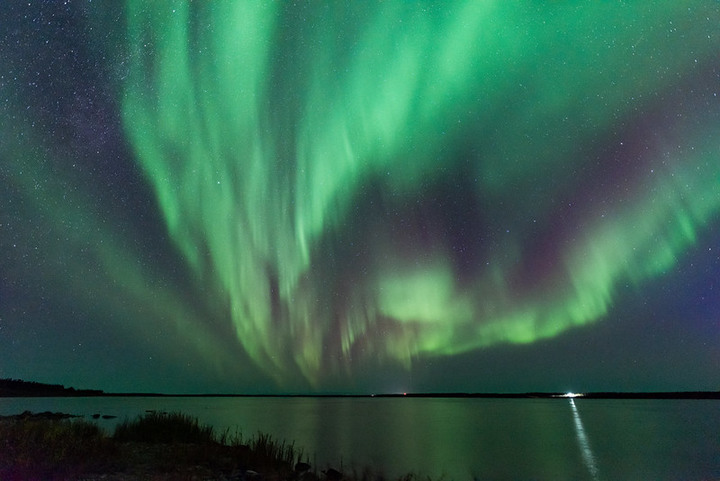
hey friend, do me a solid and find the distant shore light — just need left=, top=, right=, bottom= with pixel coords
left=563, top=392, right=584, bottom=398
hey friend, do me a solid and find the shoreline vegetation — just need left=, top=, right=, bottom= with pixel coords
left=0, top=410, right=364, bottom=481
left=2, top=383, right=720, bottom=480
left=2, top=379, right=720, bottom=399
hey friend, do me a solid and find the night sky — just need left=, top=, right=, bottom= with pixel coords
left=1, top=2, right=719, bottom=394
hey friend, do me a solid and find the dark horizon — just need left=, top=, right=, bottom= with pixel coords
left=2, top=378, right=719, bottom=400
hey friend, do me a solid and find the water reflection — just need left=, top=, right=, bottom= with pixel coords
left=4, top=397, right=719, bottom=479
left=570, top=398, right=599, bottom=480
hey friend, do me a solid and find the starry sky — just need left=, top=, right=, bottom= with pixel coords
left=1, top=1, right=719, bottom=394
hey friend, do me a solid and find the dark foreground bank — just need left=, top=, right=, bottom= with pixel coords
left=0, top=411, right=395, bottom=481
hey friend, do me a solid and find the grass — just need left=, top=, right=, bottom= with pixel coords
left=0, top=411, right=307, bottom=480
left=0, top=410, right=428, bottom=481
left=249, top=433, right=302, bottom=466
left=113, top=411, right=303, bottom=473
left=0, top=416, right=117, bottom=480
left=113, top=410, right=216, bottom=444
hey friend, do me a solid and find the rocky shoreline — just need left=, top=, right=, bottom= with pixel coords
left=0, top=410, right=83, bottom=421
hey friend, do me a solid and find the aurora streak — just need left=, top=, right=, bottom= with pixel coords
left=1, top=1, right=719, bottom=393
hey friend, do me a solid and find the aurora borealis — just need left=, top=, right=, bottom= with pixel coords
left=1, top=2, right=719, bottom=394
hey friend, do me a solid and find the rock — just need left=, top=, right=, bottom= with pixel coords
left=0, top=410, right=81, bottom=420
left=245, top=469, right=263, bottom=480
left=322, top=468, right=342, bottom=481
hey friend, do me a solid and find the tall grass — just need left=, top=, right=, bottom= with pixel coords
left=1, top=411, right=424, bottom=480
left=112, top=412, right=301, bottom=474
left=113, top=411, right=216, bottom=444
left=242, top=431, right=299, bottom=469
left=0, top=417, right=116, bottom=480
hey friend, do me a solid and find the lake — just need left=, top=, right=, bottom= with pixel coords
left=1, top=396, right=718, bottom=480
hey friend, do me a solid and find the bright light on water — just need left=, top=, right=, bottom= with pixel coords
left=570, top=398, right=600, bottom=480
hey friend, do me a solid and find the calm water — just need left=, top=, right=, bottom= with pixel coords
left=1, top=396, right=718, bottom=480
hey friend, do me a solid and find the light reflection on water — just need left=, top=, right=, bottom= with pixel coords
left=570, top=398, right=599, bottom=480
left=1, top=396, right=718, bottom=480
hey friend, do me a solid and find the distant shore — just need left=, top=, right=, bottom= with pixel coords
left=2, top=379, right=720, bottom=399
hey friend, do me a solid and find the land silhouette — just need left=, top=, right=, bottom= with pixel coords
left=2, top=378, right=719, bottom=399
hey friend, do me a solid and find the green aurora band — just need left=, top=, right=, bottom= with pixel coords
left=117, top=2, right=720, bottom=386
